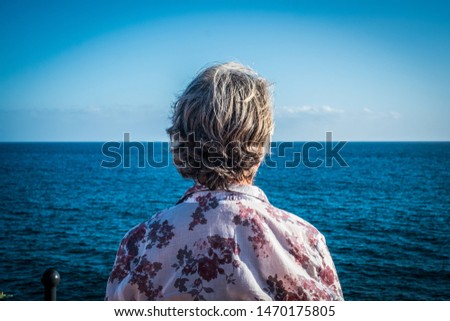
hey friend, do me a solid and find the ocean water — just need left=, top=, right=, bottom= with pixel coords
left=0, top=142, right=449, bottom=300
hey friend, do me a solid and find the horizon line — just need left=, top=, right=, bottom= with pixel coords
left=1, top=140, right=450, bottom=143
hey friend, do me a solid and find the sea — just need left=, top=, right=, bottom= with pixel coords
left=0, top=142, right=449, bottom=301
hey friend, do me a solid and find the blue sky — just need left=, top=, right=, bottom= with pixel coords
left=0, top=0, right=449, bottom=141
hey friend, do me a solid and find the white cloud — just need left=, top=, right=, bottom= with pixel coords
left=279, top=105, right=344, bottom=115
left=322, top=105, right=344, bottom=113
left=389, top=111, right=401, bottom=119
left=361, top=107, right=401, bottom=120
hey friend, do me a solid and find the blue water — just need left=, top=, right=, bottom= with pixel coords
left=0, top=142, right=449, bottom=300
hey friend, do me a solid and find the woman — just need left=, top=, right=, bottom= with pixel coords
left=105, top=62, right=343, bottom=300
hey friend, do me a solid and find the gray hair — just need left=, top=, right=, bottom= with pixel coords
left=167, top=62, right=274, bottom=190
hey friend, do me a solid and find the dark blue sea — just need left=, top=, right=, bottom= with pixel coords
left=0, top=142, right=449, bottom=300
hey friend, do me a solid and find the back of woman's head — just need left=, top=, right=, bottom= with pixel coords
left=167, top=62, right=274, bottom=190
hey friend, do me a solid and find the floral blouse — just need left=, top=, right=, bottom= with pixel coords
left=105, top=184, right=343, bottom=301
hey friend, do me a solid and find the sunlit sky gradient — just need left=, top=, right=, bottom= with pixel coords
left=1, top=0, right=449, bottom=141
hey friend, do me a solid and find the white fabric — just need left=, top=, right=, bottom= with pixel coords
left=105, top=184, right=344, bottom=301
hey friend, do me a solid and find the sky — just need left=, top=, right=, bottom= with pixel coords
left=0, top=0, right=449, bottom=141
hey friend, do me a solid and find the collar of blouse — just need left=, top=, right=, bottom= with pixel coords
left=176, top=183, right=269, bottom=205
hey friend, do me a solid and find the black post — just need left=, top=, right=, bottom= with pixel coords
left=41, top=268, right=60, bottom=301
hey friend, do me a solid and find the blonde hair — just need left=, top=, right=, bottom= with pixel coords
left=167, top=62, right=274, bottom=190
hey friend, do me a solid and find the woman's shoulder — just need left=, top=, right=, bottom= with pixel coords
left=251, top=201, right=323, bottom=239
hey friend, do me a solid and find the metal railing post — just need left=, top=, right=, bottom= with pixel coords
left=41, top=268, right=60, bottom=301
